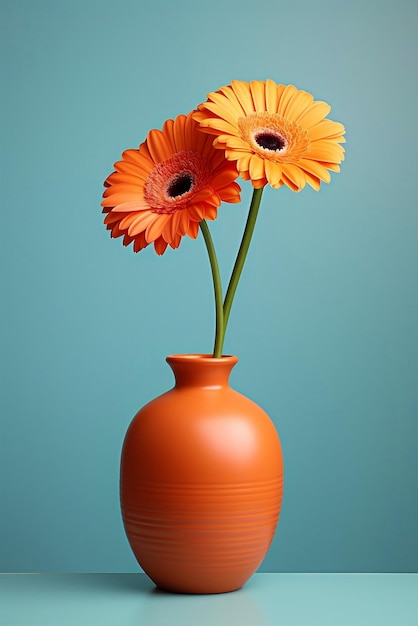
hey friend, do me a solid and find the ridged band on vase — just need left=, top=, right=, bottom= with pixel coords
left=121, top=476, right=283, bottom=593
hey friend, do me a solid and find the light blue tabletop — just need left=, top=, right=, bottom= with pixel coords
left=1, top=573, right=417, bottom=626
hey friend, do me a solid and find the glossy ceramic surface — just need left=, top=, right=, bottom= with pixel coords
left=120, top=355, right=284, bottom=593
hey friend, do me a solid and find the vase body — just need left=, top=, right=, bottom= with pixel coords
left=120, top=354, right=284, bottom=594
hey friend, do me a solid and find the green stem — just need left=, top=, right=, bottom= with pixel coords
left=221, top=186, right=264, bottom=350
left=199, top=220, right=224, bottom=358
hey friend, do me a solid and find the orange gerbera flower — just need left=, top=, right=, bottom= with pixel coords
left=102, top=112, right=241, bottom=255
left=193, top=80, right=346, bottom=191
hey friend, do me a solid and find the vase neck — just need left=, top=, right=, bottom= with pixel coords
left=166, top=354, right=238, bottom=389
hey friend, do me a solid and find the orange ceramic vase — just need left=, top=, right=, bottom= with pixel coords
left=120, top=354, right=284, bottom=594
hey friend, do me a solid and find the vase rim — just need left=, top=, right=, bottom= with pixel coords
left=166, top=353, right=238, bottom=365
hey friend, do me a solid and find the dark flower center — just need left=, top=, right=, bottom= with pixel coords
left=255, top=132, right=286, bottom=152
left=167, top=173, right=194, bottom=198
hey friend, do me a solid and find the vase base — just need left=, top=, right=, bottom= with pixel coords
left=153, top=580, right=244, bottom=595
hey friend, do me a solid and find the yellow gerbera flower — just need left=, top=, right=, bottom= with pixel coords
left=193, top=80, right=346, bottom=191
left=102, top=112, right=241, bottom=255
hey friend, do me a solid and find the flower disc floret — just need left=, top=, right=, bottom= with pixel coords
left=237, top=112, right=311, bottom=163
left=144, top=151, right=211, bottom=213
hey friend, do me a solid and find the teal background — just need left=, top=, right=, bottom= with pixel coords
left=1, top=0, right=417, bottom=573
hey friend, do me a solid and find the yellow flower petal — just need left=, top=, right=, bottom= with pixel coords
left=308, top=140, right=345, bottom=163
left=200, top=117, right=239, bottom=136
left=277, top=85, right=299, bottom=116
left=250, top=80, right=266, bottom=111
left=264, top=159, right=283, bottom=188
left=297, top=158, right=331, bottom=183
left=280, top=172, right=300, bottom=192
left=296, top=101, right=331, bottom=128
left=265, top=79, right=280, bottom=113
left=202, top=93, right=242, bottom=127
left=230, top=80, right=255, bottom=115
left=304, top=172, right=321, bottom=191
left=249, top=154, right=266, bottom=181
left=281, top=163, right=307, bottom=191
left=308, top=119, right=346, bottom=142
left=282, top=90, right=314, bottom=121
left=237, top=154, right=252, bottom=172
left=225, top=149, right=249, bottom=163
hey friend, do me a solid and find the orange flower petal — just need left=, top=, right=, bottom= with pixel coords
left=128, top=211, right=157, bottom=237
left=172, top=114, right=187, bottom=151
left=187, top=205, right=205, bottom=221
left=154, top=237, right=168, bottom=255
left=252, top=177, right=267, bottom=189
left=132, top=232, right=148, bottom=252
left=101, top=192, right=142, bottom=207
left=119, top=212, right=145, bottom=230
left=145, top=214, right=171, bottom=243
left=212, top=169, right=241, bottom=188
left=202, top=205, right=218, bottom=220
left=102, top=111, right=241, bottom=253
left=218, top=187, right=241, bottom=203
left=106, top=172, right=146, bottom=185
left=178, top=210, right=190, bottom=236
left=103, top=183, right=143, bottom=196
left=147, top=128, right=172, bottom=163
left=169, top=211, right=181, bottom=242
left=114, top=160, right=148, bottom=177
left=161, top=118, right=176, bottom=154
left=103, top=200, right=150, bottom=213
left=170, top=233, right=182, bottom=249
left=187, top=220, right=199, bottom=239
left=122, top=148, right=153, bottom=169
